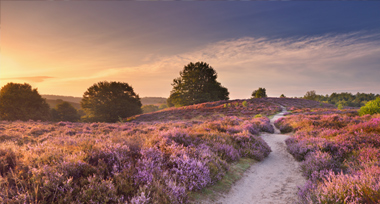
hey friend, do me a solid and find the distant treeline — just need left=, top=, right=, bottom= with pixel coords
left=304, top=91, right=379, bottom=107
left=42, top=94, right=82, bottom=103
left=42, top=95, right=167, bottom=106
left=140, top=97, right=167, bottom=105
left=45, top=99, right=81, bottom=110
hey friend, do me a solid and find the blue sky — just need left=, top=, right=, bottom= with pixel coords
left=1, top=2, right=380, bottom=99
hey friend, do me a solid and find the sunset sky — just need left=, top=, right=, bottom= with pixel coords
left=1, top=2, right=380, bottom=99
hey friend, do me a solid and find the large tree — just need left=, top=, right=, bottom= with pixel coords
left=0, top=83, right=50, bottom=121
left=81, top=81, right=142, bottom=122
left=168, top=62, right=229, bottom=107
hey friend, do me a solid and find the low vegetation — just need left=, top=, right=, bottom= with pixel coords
left=0, top=98, right=283, bottom=203
left=303, top=90, right=379, bottom=107
left=277, top=108, right=380, bottom=203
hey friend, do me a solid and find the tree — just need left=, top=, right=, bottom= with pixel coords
left=52, top=101, right=80, bottom=122
left=0, top=83, right=50, bottom=121
left=168, top=62, right=229, bottom=107
left=359, top=97, right=380, bottom=116
left=304, top=90, right=317, bottom=101
left=81, top=81, right=142, bottom=122
left=280, top=94, right=286, bottom=98
left=251, top=87, right=267, bottom=98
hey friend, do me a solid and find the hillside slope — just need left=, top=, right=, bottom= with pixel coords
left=128, top=97, right=335, bottom=122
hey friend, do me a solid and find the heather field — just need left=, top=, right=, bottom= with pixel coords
left=276, top=109, right=380, bottom=203
left=2, top=97, right=377, bottom=203
left=0, top=98, right=288, bottom=203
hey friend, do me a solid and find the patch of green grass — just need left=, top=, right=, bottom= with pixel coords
left=188, top=158, right=256, bottom=203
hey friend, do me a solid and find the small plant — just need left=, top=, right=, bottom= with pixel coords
left=337, top=103, right=344, bottom=110
left=242, top=101, right=248, bottom=107
left=254, top=114, right=262, bottom=118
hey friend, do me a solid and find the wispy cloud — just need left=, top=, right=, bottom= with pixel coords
left=1, top=76, right=54, bottom=83
left=43, top=32, right=380, bottom=98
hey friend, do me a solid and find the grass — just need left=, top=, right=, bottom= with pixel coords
left=188, top=158, right=256, bottom=203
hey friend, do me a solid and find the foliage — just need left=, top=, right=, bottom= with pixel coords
left=359, top=97, right=380, bottom=116
left=158, top=104, right=168, bottom=110
left=0, top=83, right=50, bottom=121
left=305, top=92, right=379, bottom=107
left=51, top=101, right=80, bottom=122
left=81, top=81, right=142, bottom=122
left=142, top=105, right=159, bottom=114
left=242, top=101, right=248, bottom=107
left=168, top=62, right=229, bottom=107
left=140, top=97, right=167, bottom=105
left=280, top=94, right=286, bottom=98
left=251, top=87, right=267, bottom=98
left=274, top=117, right=293, bottom=133
left=45, top=99, right=81, bottom=110
left=303, top=90, right=317, bottom=101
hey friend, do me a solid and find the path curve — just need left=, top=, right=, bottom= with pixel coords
left=214, top=107, right=305, bottom=204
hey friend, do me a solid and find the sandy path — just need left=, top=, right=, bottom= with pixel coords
left=214, top=108, right=305, bottom=204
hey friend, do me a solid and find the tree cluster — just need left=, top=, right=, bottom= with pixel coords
left=303, top=91, right=379, bottom=107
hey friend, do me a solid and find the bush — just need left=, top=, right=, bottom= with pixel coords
left=274, top=118, right=293, bottom=133
left=359, top=97, right=380, bottom=116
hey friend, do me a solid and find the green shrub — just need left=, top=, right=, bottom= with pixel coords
left=337, top=103, right=344, bottom=110
left=242, top=101, right=248, bottom=107
left=359, top=97, right=380, bottom=116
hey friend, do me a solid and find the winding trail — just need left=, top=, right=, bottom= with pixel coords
left=214, top=107, right=306, bottom=204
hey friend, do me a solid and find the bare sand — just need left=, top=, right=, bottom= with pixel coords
left=213, top=108, right=306, bottom=204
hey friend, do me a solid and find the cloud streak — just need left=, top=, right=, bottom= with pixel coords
left=38, top=32, right=380, bottom=98
left=1, top=76, right=54, bottom=83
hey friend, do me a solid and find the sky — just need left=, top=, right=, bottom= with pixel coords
left=1, top=1, right=380, bottom=99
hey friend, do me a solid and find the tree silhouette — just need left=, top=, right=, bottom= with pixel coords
left=81, top=81, right=142, bottom=122
left=0, top=83, right=50, bottom=121
left=168, top=62, right=229, bottom=107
